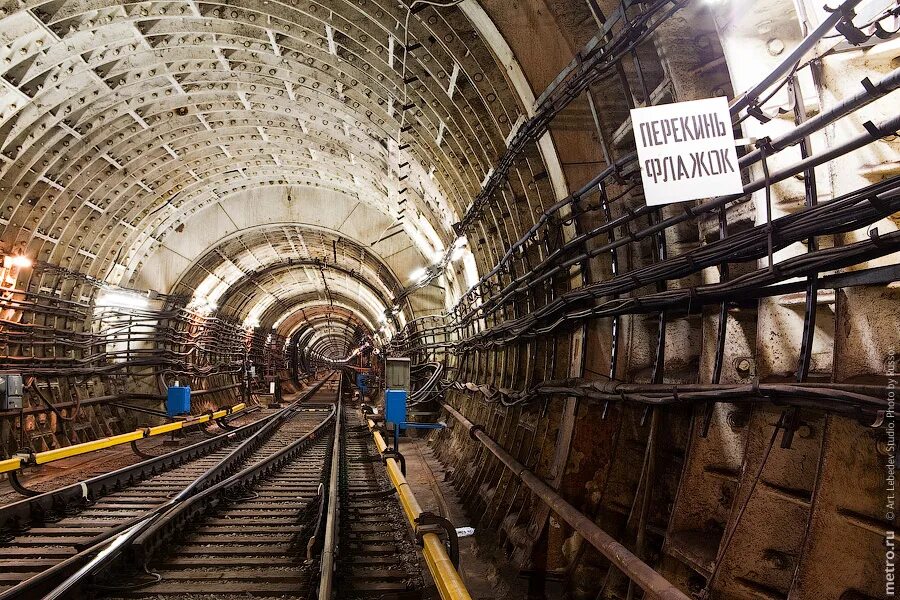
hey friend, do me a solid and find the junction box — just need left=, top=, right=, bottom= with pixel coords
left=384, top=357, right=410, bottom=429
left=0, top=374, right=23, bottom=410
left=166, top=386, right=191, bottom=416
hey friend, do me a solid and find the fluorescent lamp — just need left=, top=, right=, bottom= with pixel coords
left=96, top=289, right=150, bottom=309
left=3, top=255, right=33, bottom=269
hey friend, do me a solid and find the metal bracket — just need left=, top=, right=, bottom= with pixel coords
left=14, top=447, right=36, bottom=467
left=130, top=438, right=158, bottom=460
left=381, top=449, right=406, bottom=476
left=414, top=511, right=460, bottom=568
left=831, top=7, right=872, bottom=45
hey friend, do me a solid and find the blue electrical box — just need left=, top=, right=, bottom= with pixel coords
left=385, top=389, right=407, bottom=429
left=356, top=372, right=369, bottom=396
left=166, top=386, right=191, bottom=416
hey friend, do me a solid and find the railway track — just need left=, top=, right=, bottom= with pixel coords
left=334, top=406, right=425, bottom=599
left=94, top=376, right=342, bottom=599
left=4, top=373, right=444, bottom=600
left=0, top=375, right=335, bottom=599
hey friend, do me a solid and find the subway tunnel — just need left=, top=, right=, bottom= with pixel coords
left=0, top=0, right=897, bottom=598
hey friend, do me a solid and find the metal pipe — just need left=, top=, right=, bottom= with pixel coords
left=730, top=0, right=865, bottom=114
left=366, top=417, right=472, bottom=600
left=442, top=402, right=703, bottom=600
left=0, top=402, right=249, bottom=475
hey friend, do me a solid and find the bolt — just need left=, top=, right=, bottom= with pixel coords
left=727, top=410, right=750, bottom=430
left=764, top=549, right=790, bottom=570
left=767, top=38, right=786, bottom=56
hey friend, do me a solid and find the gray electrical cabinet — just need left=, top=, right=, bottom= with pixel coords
left=385, top=357, right=411, bottom=392
left=0, top=374, right=24, bottom=410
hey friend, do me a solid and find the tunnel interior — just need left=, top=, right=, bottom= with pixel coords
left=0, top=0, right=898, bottom=598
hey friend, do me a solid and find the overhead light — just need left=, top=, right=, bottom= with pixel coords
left=409, top=266, right=428, bottom=283
left=96, top=288, right=150, bottom=309
left=3, top=255, right=33, bottom=269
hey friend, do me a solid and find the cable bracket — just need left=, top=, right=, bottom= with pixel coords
left=381, top=449, right=406, bottom=476
left=414, top=511, right=460, bottom=568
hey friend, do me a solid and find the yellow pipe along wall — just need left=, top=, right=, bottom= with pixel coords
left=367, top=417, right=473, bottom=600
left=0, top=402, right=246, bottom=474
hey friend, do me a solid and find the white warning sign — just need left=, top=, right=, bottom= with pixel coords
left=631, top=96, right=743, bottom=206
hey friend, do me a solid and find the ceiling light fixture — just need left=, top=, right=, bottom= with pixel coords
left=96, top=288, right=150, bottom=309
left=3, top=255, right=33, bottom=269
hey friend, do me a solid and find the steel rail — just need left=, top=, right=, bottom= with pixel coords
left=442, top=403, right=689, bottom=600
left=365, top=416, right=473, bottom=600
left=317, top=375, right=342, bottom=600
left=1, top=374, right=335, bottom=600
left=0, top=405, right=277, bottom=540
left=128, top=403, right=338, bottom=563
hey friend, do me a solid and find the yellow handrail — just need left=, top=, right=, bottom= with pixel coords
left=0, top=402, right=247, bottom=475
left=367, top=417, right=472, bottom=600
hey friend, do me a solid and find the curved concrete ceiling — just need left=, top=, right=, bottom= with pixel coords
left=173, top=222, right=405, bottom=326
left=0, top=0, right=553, bottom=358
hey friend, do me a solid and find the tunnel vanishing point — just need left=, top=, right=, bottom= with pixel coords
left=0, top=0, right=898, bottom=598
